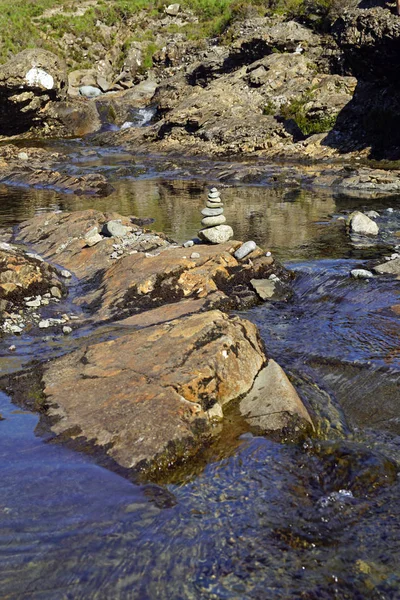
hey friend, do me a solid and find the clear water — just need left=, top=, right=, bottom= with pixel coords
left=1, top=145, right=400, bottom=598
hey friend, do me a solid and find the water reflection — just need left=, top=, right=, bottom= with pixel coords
left=0, top=179, right=391, bottom=261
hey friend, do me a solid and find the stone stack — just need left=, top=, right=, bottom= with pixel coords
left=198, top=187, right=234, bottom=244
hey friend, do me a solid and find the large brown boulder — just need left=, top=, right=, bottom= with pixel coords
left=18, top=310, right=266, bottom=474
left=0, top=49, right=67, bottom=136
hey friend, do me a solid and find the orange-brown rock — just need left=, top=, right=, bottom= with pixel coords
left=0, top=245, right=64, bottom=319
left=17, top=210, right=287, bottom=322
left=36, top=310, right=266, bottom=473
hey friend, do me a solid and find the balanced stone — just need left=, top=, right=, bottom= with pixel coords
left=199, top=225, right=233, bottom=244
left=201, top=207, right=224, bottom=217
left=201, top=215, right=226, bottom=227
left=198, top=187, right=233, bottom=244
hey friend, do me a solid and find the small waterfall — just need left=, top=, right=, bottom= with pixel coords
left=121, top=105, right=157, bottom=129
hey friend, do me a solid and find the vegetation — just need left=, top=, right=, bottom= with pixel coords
left=0, top=0, right=340, bottom=64
left=280, top=93, right=338, bottom=135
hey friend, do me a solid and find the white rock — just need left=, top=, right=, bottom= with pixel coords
left=62, top=326, right=72, bottom=335
left=348, top=211, right=379, bottom=236
left=39, top=320, right=51, bottom=328
left=365, top=210, right=380, bottom=219
left=17, top=152, right=29, bottom=161
left=60, top=269, right=72, bottom=279
left=190, top=252, right=200, bottom=259
left=234, top=241, right=257, bottom=260
left=350, top=269, right=373, bottom=279
left=183, top=240, right=194, bottom=248
left=25, top=67, right=54, bottom=90
left=165, top=3, right=180, bottom=16
left=198, top=225, right=233, bottom=244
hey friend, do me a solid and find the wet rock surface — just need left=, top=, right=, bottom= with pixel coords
left=0, top=209, right=309, bottom=476
left=16, top=209, right=290, bottom=321
left=0, top=145, right=112, bottom=195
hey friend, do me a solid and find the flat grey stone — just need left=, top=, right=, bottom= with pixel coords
left=250, top=279, right=276, bottom=300
left=26, top=298, right=41, bottom=308
left=208, top=191, right=221, bottom=200
left=350, top=269, right=373, bottom=279
left=85, top=233, right=103, bottom=247
left=239, top=359, right=313, bottom=433
left=102, top=220, right=130, bottom=238
left=198, top=225, right=233, bottom=244
left=201, top=214, right=226, bottom=227
left=234, top=240, right=257, bottom=260
left=79, top=85, right=102, bottom=98
left=201, top=207, right=224, bottom=217
left=206, top=201, right=223, bottom=209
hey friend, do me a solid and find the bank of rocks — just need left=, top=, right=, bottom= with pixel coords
left=1, top=209, right=312, bottom=477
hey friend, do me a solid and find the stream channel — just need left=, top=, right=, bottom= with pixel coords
left=0, top=138, right=400, bottom=599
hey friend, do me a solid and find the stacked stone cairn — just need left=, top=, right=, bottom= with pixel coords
left=198, top=187, right=234, bottom=244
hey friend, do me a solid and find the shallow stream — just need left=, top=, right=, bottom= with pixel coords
left=0, top=143, right=399, bottom=599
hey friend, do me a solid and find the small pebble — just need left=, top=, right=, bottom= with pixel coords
left=183, top=240, right=194, bottom=248
left=60, top=269, right=72, bottom=279
left=387, top=208, right=394, bottom=213
left=265, top=251, right=272, bottom=257
left=50, top=286, right=62, bottom=299
left=39, top=320, right=50, bottom=329
left=8, top=345, right=16, bottom=352
left=190, top=252, right=200, bottom=259
left=62, top=326, right=72, bottom=335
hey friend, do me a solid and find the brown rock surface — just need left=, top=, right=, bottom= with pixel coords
left=16, top=210, right=287, bottom=321
left=0, top=244, right=64, bottom=321
left=37, top=310, right=266, bottom=473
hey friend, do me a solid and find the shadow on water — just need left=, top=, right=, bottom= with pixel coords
left=1, top=161, right=400, bottom=597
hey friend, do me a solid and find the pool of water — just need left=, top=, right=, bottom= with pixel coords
left=1, top=145, right=400, bottom=599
